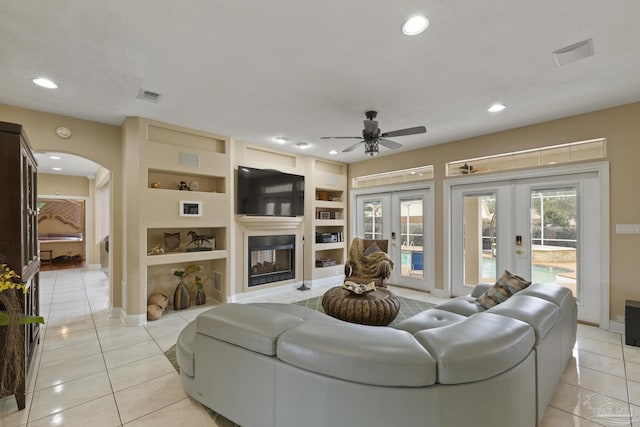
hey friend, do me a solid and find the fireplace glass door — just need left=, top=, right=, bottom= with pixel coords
left=248, top=235, right=295, bottom=287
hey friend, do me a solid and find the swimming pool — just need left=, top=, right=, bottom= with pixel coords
left=481, top=257, right=573, bottom=283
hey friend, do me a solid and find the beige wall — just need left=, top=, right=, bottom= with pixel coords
left=38, top=174, right=91, bottom=262
left=38, top=173, right=90, bottom=197
left=348, top=102, right=640, bottom=321
left=4, top=101, right=639, bottom=324
left=0, top=103, right=123, bottom=313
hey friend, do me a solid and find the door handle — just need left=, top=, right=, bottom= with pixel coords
left=516, top=249, right=525, bottom=255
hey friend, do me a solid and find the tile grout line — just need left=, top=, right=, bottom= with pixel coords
left=26, top=270, right=118, bottom=426
left=25, top=269, right=66, bottom=424
left=81, top=269, right=126, bottom=427
left=621, top=333, right=637, bottom=426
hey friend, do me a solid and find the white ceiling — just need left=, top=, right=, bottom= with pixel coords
left=2, top=1, right=640, bottom=167
left=35, top=151, right=101, bottom=178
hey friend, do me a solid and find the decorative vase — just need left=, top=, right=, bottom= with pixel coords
left=195, top=287, right=206, bottom=305
left=164, top=232, right=180, bottom=252
left=173, top=279, right=190, bottom=310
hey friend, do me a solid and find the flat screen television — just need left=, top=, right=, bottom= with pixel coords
left=236, top=166, right=305, bottom=216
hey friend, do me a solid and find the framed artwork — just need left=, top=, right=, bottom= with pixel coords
left=319, top=211, right=331, bottom=220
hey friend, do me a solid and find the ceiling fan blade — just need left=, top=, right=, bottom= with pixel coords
left=380, top=126, right=426, bottom=138
left=378, top=138, right=402, bottom=150
left=342, top=141, right=363, bottom=152
left=320, top=136, right=362, bottom=140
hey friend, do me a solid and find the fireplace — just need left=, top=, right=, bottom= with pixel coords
left=248, top=234, right=295, bottom=287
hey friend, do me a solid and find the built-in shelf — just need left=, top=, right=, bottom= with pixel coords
left=147, top=227, right=225, bottom=254
left=311, top=175, right=347, bottom=280
left=148, top=169, right=225, bottom=193
left=314, top=241, right=345, bottom=251
left=138, top=118, right=231, bottom=309
left=146, top=249, right=228, bottom=266
left=315, top=219, right=345, bottom=227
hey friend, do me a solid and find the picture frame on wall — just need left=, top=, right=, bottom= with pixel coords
left=180, top=200, right=202, bottom=217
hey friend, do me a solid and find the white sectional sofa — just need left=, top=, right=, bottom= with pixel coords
left=176, top=283, right=576, bottom=427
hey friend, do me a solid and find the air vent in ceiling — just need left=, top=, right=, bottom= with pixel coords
left=552, top=38, right=594, bottom=67
left=136, top=89, right=162, bottom=103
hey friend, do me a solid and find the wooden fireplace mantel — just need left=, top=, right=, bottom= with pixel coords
left=237, top=216, right=303, bottom=230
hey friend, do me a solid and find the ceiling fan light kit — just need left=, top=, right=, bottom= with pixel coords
left=365, top=140, right=379, bottom=156
left=320, top=111, right=426, bottom=157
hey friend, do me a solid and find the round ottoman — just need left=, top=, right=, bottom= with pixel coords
left=321, top=286, right=400, bottom=326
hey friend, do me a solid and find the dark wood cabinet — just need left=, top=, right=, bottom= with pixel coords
left=0, top=121, right=40, bottom=410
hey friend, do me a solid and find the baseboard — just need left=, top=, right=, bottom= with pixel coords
left=108, top=305, right=122, bottom=320
left=609, top=320, right=624, bottom=334
left=229, top=276, right=345, bottom=303
left=119, top=308, right=146, bottom=326
left=309, top=275, right=344, bottom=288
left=88, top=263, right=101, bottom=270
left=230, top=282, right=295, bottom=303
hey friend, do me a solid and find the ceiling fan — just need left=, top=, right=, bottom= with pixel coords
left=458, top=163, right=475, bottom=174
left=320, top=111, right=426, bottom=156
left=451, top=162, right=488, bottom=175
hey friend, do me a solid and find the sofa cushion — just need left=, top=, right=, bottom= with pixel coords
left=488, top=295, right=560, bottom=343
left=470, top=283, right=494, bottom=298
left=277, top=319, right=437, bottom=387
left=518, top=282, right=572, bottom=308
left=414, top=312, right=535, bottom=384
left=436, top=296, right=486, bottom=317
left=247, top=302, right=342, bottom=323
left=476, top=270, right=531, bottom=309
left=176, top=320, right=196, bottom=377
left=393, top=308, right=467, bottom=334
left=196, top=303, right=304, bottom=356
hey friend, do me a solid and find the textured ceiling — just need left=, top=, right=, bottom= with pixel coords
left=2, top=0, right=640, bottom=169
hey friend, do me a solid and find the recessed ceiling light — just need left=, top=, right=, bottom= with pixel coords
left=296, top=142, right=310, bottom=149
left=52, top=167, right=62, bottom=171
left=32, top=77, right=58, bottom=89
left=329, top=150, right=338, bottom=155
left=49, top=155, right=61, bottom=160
left=402, top=15, right=429, bottom=36
left=273, top=136, right=290, bottom=144
left=488, top=103, right=506, bottom=113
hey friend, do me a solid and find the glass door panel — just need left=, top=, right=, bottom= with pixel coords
left=451, top=171, right=600, bottom=323
left=363, top=200, right=384, bottom=240
left=398, top=197, right=424, bottom=279
left=462, top=193, right=497, bottom=285
left=355, top=189, right=432, bottom=291
left=529, top=188, right=578, bottom=296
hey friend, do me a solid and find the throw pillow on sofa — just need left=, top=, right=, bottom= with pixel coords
left=476, top=270, right=531, bottom=309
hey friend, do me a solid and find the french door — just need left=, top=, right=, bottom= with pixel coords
left=354, top=187, right=433, bottom=291
left=449, top=172, right=602, bottom=323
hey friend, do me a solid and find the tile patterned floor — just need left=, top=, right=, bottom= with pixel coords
left=0, top=268, right=636, bottom=426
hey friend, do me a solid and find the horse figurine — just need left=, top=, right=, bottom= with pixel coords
left=186, top=230, right=214, bottom=250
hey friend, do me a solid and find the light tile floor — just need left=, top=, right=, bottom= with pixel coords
left=0, top=268, right=636, bottom=426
